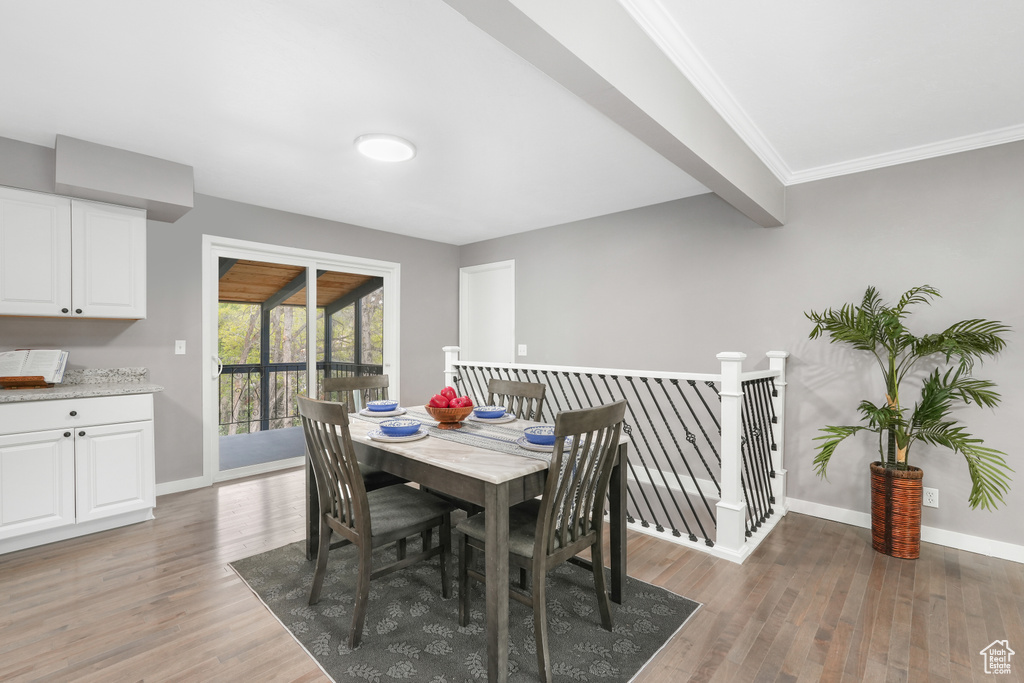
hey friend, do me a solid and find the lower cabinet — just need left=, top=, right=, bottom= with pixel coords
left=0, top=429, right=76, bottom=539
left=0, top=393, right=155, bottom=552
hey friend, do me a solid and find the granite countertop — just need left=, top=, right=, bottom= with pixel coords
left=0, top=368, right=164, bottom=404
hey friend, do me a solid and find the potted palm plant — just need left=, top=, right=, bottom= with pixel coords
left=805, top=285, right=1012, bottom=559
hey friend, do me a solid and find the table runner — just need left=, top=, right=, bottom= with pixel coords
left=352, top=405, right=553, bottom=462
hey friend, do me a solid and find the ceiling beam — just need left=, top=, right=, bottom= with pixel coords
left=325, top=277, right=384, bottom=317
left=218, top=257, right=238, bottom=279
left=263, top=269, right=327, bottom=311
left=442, top=0, right=785, bottom=227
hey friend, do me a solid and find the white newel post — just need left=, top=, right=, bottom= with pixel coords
left=716, top=352, right=748, bottom=556
left=766, top=351, right=789, bottom=515
left=443, top=346, right=461, bottom=389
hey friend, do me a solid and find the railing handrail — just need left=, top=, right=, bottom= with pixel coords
left=443, top=346, right=790, bottom=564
left=451, top=358, right=779, bottom=385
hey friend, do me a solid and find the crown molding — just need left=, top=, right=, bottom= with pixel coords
left=786, top=122, right=1024, bottom=184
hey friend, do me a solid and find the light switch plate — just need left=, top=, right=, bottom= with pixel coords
left=517, top=344, right=527, bottom=356
left=175, top=340, right=187, bottom=355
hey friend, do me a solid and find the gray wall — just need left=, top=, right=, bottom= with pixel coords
left=4, top=133, right=1021, bottom=547
left=0, top=139, right=460, bottom=485
left=460, top=140, right=1024, bottom=546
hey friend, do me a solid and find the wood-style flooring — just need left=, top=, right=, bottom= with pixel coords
left=1, top=468, right=1021, bottom=682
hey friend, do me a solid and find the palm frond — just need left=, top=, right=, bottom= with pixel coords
left=893, top=285, right=940, bottom=317
left=914, top=424, right=1013, bottom=511
left=812, top=426, right=869, bottom=479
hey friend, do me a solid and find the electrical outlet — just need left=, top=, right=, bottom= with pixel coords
left=923, top=487, right=938, bottom=508
left=517, top=344, right=527, bottom=356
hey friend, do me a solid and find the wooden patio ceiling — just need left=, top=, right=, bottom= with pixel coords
left=218, top=258, right=382, bottom=312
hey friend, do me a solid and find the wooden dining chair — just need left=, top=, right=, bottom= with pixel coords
left=486, top=378, right=546, bottom=420
left=322, top=374, right=406, bottom=491
left=323, top=374, right=390, bottom=413
left=456, top=399, right=627, bottom=683
left=298, top=396, right=454, bottom=648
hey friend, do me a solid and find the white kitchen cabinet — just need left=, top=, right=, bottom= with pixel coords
left=0, top=429, right=76, bottom=540
left=75, top=419, right=155, bottom=523
left=70, top=199, right=147, bottom=318
left=0, top=393, right=156, bottom=553
left=0, top=186, right=147, bottom=319
left=0, top=186, right=72, bottom=316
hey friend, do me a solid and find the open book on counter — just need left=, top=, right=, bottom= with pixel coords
left=0, top=349, right=70, bottom=385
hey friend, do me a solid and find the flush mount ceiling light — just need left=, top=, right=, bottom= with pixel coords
left=354, top=134, right=416, bottom=162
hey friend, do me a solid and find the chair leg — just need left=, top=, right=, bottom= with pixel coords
left=396, top=537, right=407, bottom=561
left=590, top=535, right=613, bottom=630
left=519, top=566, right=528, bottom=590
left=532, top=559, right=551, bottom=683
left=308, top=518, right=332, bottom=605
left=349, top=542, right=373, bottom=649
left=439, top=514, right=452, bottom=599
left=422, top=528, right=432, bottom=552
left=458, top=533, right=471, bottom=627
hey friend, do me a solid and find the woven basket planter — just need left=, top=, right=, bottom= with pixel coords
left=870, top=461, right=924, bottom=559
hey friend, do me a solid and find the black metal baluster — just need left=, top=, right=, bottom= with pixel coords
left=669, top=380, right=721, bottom=490
left=603, top=375, right=667, bottom=531
left=642, top=378, right=710, bottom=541
left=619, top=376, right=688, bottom=537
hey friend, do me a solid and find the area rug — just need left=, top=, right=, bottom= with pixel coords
left=231, top=541, right=700, bottom=682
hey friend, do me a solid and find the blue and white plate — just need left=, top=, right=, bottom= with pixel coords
left=516, top=435, right=571, bottom=453
left=473, top=405, right=507, bottom=419
left=523, top=425, right=556, bottom=446
left=359, top=407, right=407, bottom=417
left=366, top=399, right=400, bottom=412
left=379, top=418, right=421, bottom=437
left=467, top=413, right=516, bottom=424
left=368, top=427, right=427, bottom=443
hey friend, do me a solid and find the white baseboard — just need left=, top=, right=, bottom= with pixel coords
left=156, top=475, right=209, bottom=497
left=788, top=497, right=1024, bottom=564
left=156, top=457, right=305, bottom=498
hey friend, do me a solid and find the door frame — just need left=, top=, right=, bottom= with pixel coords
left=201, top=235, right=401, bottom=485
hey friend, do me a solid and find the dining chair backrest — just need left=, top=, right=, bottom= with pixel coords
left=323, top=374, right=389, bottom=413
left=298, top=396, right=370, bottom=539
left=537, top=400, right=627, bottom=558
left=486, top=378, right=546, bottom=420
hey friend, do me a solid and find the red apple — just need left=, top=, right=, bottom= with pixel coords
left=429, top=394, right=450, bottom=408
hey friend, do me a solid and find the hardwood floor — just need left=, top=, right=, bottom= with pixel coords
left=1, top=468, right=1020, bottom=682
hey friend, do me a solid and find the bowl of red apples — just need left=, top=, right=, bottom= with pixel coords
left=424, top=386, right=474, bottom=429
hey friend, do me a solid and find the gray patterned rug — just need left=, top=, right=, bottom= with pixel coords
left=230, top=540, right=699, bottom=682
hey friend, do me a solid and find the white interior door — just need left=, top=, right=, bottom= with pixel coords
left=459, top=260, right=515, bottom=363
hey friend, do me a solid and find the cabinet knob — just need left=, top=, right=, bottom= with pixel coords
left=75, top=308, right=83, bottom=314
left=64, top=431, right=71, bottom=438
left=70, top=410, right=77, bottom=416
left=79, top=431, right=86, bottom=437
left=62, top=308, right=69, bottom=313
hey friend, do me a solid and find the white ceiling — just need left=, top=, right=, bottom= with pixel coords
left=2, top=1, right=1023, bottom=244
left=624, top=0, right=1024, bottom=183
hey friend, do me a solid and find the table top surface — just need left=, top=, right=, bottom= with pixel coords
left=347, top=415, right=549, bottom=485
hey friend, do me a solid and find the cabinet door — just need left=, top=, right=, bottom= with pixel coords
left=75, top=420, right=155, bottom=523
left=0, top=187, right=73, bottom=316
left=71, top=200, right=147, bottom=319
left=0, top=429, right=76, bottom=540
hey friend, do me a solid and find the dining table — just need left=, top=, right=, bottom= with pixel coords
left=304, top=405, right=630, bottom=683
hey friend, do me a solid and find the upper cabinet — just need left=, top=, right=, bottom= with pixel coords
left=0, top=186, right=146, bottom=319
left=70, top=200, right=147, bottom=319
